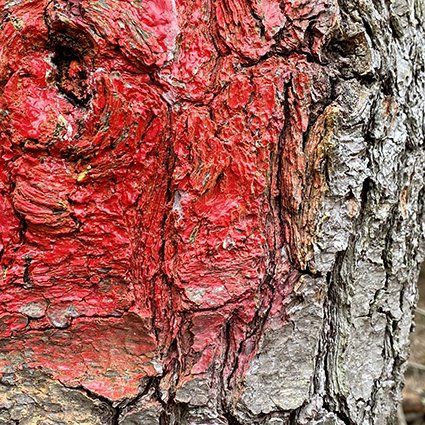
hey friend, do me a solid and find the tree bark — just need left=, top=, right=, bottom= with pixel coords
left=0, top=0, right=423, bottom=424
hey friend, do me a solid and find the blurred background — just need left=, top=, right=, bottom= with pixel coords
left=402, top=265, right=425, bottom=425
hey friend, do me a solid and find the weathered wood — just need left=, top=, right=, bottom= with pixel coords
left=0, top=0, right=423, bottom=423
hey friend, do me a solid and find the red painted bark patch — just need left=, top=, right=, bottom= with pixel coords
left=0, top=0, right=337, bottom=401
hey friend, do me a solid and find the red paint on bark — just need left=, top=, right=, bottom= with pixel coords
left=0, top=0, right=337, bottom=401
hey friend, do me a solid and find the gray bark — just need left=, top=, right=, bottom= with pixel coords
left=0, top=0, right=424, bottom=424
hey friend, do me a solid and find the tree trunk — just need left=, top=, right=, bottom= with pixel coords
left=0, top=0, right=423, bottom=424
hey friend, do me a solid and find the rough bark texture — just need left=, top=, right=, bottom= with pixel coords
left=0, top=0, right=424, bottom=424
